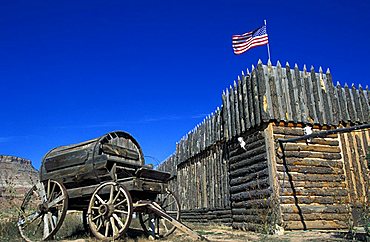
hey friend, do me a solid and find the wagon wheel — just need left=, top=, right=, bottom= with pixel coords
left=18, top=179, right=68, bottom=241
left=139, top=189, right=180, bottom=238
left=87, top=181, right=133, bottom=240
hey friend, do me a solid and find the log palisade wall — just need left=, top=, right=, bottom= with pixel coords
left=157, top=60, right=369, bottom=231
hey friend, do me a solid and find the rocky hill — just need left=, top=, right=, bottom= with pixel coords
left=0, top=155, right=38, bottom=203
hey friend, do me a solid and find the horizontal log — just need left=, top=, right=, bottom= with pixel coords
left=285, top=220, right=347, bottom=230
left=231, top=188, right=271, bottom=202
left=282, top=143, right=341, bottom=153
left=278, top=181, right=346, bottom=189
left=273, top=134, right=339, bottom=146
left=276, top=158, right=343, bottom=168
left=230, top=169, right=269, bottom=187
left=276, top=165, right=343, bottom=175
left=279, top=187, right=348, bottom=197
left=283, top=213, right=348, bottom=221
left=281, top=151, right=342, bottom=159
left=229, top=132, right=265, bottom=154
left=277, top=173, right=345, bottom=182
left=280, top=195, right=348, bottom=204
left=280, top=204, right=349, bottom=214
left=230, top=176, right=270, bottom=194
left=273, top=126, right=339, bottom=139
left=229, top=160, right=268, bottom=178
left=229, top=145, right=266, bottom=166
left=230, top=152, right=267, bottom=171
left=231, top=208, right=270, bottom=216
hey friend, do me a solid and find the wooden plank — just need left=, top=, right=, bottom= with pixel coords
left=296, top=65, right=309, bottom=122
left=336, top=83, right=350, bottom=123
left=286, top=63, right=298, bottom=123
left=263, top=64, right=273, bottom=120
left=237, top=78, right=245, bottom=133
left=282, top=63, right=293, bottom=121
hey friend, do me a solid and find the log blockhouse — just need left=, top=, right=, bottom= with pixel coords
left=157, top=60, right=370, bottom=231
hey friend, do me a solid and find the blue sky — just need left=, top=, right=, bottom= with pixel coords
left=1, top=0, right=369, bottom=170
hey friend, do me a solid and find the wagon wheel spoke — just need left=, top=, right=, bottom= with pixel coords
left=18, top=180, right=68, bottom=242
left=88, top=182, right=132, bottom=241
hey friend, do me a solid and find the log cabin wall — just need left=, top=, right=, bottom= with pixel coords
left=158, top=60, right=369, bottom=230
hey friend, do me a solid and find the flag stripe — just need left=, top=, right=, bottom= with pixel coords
left=232, top=25, right=269, bottom=55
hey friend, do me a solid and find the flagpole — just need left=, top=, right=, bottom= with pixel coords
left=264, top=19, right=271, bottom=61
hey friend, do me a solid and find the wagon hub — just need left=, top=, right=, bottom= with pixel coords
left=38, top=202, right=49, bottom=214
left=98, top=204, right=114, bottom=217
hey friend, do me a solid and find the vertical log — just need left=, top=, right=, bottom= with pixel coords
left=242, top=74, right=251, bottom=129
left=336, top=83, right=350, bottom=123
left=275, top=61, right=286, bottom=121
left=318, top=67, right=332, bottom=125
left=359, top=85, right=370, bottom=123
left=257, top=60, right=269, bottom=121
left=286, top=62, right=296, bottom=122
left=263, top=62, right=273, bottom=120
left=238, top=77, right=246, bottom=133
left=269, top=64, right=280, bottom=120
left=326, top=68, right=339, bottom=124
left=252, top=65, right=261, bottom=126
left=352, top=84, right=363, bottom=123
left=229, top=86, right=236, bottom=138
left=287, top=62, right=299, bottom=123
left=246, top=72, right=255, bottom=127
left=234, top=81, right=241, bottom=135
left=222, top=91, right=229, bottom=140
left=304, top=65, right=316, bottom=123
left=344, top=84, right=356, bottom=122
left=310, top=66, right=324, bottom=125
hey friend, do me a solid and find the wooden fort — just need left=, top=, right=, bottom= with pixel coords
left=158, top=60, right=370, bottom=231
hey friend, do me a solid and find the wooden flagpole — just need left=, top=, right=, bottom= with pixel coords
left=264, top=19, right=271, bottom=61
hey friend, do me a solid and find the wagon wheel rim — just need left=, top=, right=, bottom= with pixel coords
left=87, top=181, right=133, bottom=240
left=139, top=189, right=180, bottom=238
left=18, top=179, right=68, bottom=241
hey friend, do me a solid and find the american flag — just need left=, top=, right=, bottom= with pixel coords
left=232, top=25, right=269, bottom=55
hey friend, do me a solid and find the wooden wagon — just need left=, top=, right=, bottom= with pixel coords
left=17, top=131, right=202, bottom=241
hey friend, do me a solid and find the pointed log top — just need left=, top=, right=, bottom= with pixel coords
left=319, top=66, right=323, bottom=73
left=303, top=64, right=307, bottom=71
left=359, top=84, right=363, bottom=90
left=294, top=63, right=299, bottom=69
left=233, top=80, right=237, bottom=87
left=366, top=85, right=369, bottom=90
left=310, top=65, right=315, bottom=71
left=351, top=83, right=356, bottom=88
left=276, top=60, right=281, bottom=67
left=336, top=81, right=341, bottom=87
left=286, top=61, right=290, bottom=67
left=251, top=64, right=255, bottom=70
left=258, top=59, right=263, bottom=64
left=344, top=83, right=349, bottom=88
left=241, top=70, right=245, bottom=76
left=222, top=90, right=225, bottom=95
left=326, top=68, right=331, bottom=74
left=237, top=75, right=241, bottom=81
left=226, top=88, right=229, bottom=95
left=267, top=59, right=272, bottom=66
left=246, top=68, right=250, bottom=74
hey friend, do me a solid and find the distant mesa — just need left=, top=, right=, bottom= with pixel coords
left=0, top=155, right=38, bottom=205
